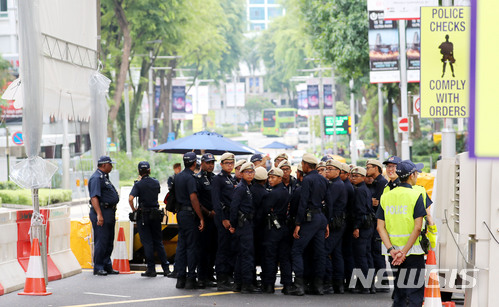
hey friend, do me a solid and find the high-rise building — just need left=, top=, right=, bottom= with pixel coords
left=0, top=0, right=19, bottom=74
left=247, top=0, right=285, bottom=32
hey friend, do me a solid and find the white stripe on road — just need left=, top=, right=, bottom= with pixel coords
left=63, top=295, right=195, bottom=307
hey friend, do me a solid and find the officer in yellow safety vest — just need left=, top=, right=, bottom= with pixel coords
left=376, top=160, right=427, bottom=307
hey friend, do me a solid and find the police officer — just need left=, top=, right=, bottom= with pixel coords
left=234, top=159, right=246, bottom=183
left=289, top=153, right=331, bottom=296
left=278, top=160, right=297, bottom=195
left=366, top=159, right=389, bottom=292
left=129, top=161, right=169, bottom=277
left=229, top=162, right=261, bottom=294
left=211, top=152, right=237, bottom=291
left=261, top=168, right=292, bottom=294
left=251, top=166, right=269, bottom=280
left=340, top=163, right=355, bottom=291
left=174, top=152, right=205, bottom=289
left=350, top=166, right=375, bottom=294
left=317, top=161, right=327, bottom=178
left=88, top=156, right=120, bottom=276
left=274, top=152, right=288, bottom=168
left=377, top=160, right=426, bottom=306
left=196, top=153, right=217, bottom=288
left=383, top=156, right=402, bottom=193
left=167, top=163, right=181, bottom=190
left=324, top=159, right=347, bottom=294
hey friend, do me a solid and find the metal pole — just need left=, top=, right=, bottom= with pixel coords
left=62, top=118, right=70, bottom=189
left=350, top=79, right=357, bottom=165
left=6, top=126, right=10, bottom=181
left=233, top=74, right=237, bottom=132
left=332, top=70, right=338, bottom=155
left=441, top=0, right=456, bottom=159
left=378, top=83, right=385, bottom=160
left=148, top=50, right=154, bottom=147
left=399, top=20, right=410, bottom=160
left=308, top=115, right=312, bottom=149
left=124, top=82, right=132, bottom=157
left=318, top=64, right=325, bottom=155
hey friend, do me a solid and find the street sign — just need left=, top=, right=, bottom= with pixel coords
left=398, top=117, right=409, bottom=133
left=12, top=131, right=23, bottom=145
left=383, top=0, right=438, bottom=20
left=324, top=115, right=350, bottom=135
left=413, top=96, right=421, bottom=114
left=167, top=132, right=175, bottom=143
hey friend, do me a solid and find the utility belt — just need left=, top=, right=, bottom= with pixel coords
left=89, top=200, right=117, bottom=210
left=266, top=212, right=285, bottom=230
left=305, top=207, right=323, bottom=222
left=131, top=207, right=164, bottom=222
left=179, top=205, right=194, bottom=212
left=221, top=202, right=230, bottom=217
left=237, top=210, right=253, bottom=227
left=360, top=212, right=376, bottom=229
left=329, top=212, right=346, bottom=230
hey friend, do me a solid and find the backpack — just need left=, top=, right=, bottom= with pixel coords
left=164, top=181, right=180, bottom=213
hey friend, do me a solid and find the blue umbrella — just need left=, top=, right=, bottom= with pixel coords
left=149, top=130, right=259, bottom=155
left=262, top=141, right=294, bottom=150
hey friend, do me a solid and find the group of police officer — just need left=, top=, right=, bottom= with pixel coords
left=88, top=151, right=434, bottom=304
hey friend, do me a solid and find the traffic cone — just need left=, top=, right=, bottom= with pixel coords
left=18, top=238, right=52, bottom=296
left=423, top=250, right=442, bottom=306
left=112, top=227, right=134, bottom=274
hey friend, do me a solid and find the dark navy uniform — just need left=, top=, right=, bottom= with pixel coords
left=261, top=182, right=292, bottom=289
left=352, top=181, right=374, bottom=290
left=283, top=176, right=298, bottom=195
left=292, top=170, right=331, bottom=284
left=324, top=176, right=347, bottom=289
left=196, top=169, right=217, bottom=283
left=342, top=177, right=356, bottom=287
left=88, top=168, right=119, bottom=274
left=130, top=175, right=169, bottom=274
left=230, top=179, right=255, bottom=287
left=371, top=173, right=389, bottom=288
left=211, top=170, right=236, bottom=280
left=174, top=167, right=199, bottom=280
left=250, top=182, right=269, bottom=269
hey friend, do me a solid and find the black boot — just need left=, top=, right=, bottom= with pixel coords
left=217, top=274, right=233, bottom=291
left=161, top=265, right=171, bottom=277
left=176, top=276, right=186, bottom=289
left=241, top=283, right=262, bottom=294
left=312, top=277, right=324, bottom=295
left=282, top=284, right=292, bottom=295
left=369, top=283, right=376, bottom=294
left=197, top=279, right=206, bottom=289
left=262, top=284, right=274, bottom=294
left=141, top=270, right=157, bottom=277
left=333, top=279, right=345, bottom=294
left=376, top=279, right=390, bottom=293
left=185, top=277, right=197, bottom=290
left=323, top=280, right=334, bottom=294
left=288, top=277, right=305, bottom=296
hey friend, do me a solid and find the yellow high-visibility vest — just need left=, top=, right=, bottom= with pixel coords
left=380, top=186, right=424, bottom=256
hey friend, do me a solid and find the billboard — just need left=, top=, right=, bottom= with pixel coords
left=172, top=79, right=193, bottom=120
left=226, top=82, right=245, bottom=107
left=420, top=7, right=470, bottom=118
left=383, top=0, right=439, bottom=20
left=324, top=115, right=350, bottom=135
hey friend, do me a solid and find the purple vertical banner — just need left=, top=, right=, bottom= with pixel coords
left=299, top=90, right=308, bottom=109
left=155, top=84, right=161, bottom=115
left=307, top=84, right=319, bottom=110
left=172, top=85, right=186, bottom=113
left=323, top=84, right=333, bottom=109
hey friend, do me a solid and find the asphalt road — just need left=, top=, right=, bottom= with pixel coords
left=1, top=269, right=394, bottom=307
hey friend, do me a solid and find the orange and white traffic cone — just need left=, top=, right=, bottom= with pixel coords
left=18, top=238, right=52, bottom=296
left=423, top=250, right=442, bottom=306
left=112, top=227, right=134, bottom=274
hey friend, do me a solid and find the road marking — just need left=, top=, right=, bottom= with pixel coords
left=62, top=295, right=195, bottom=307
left=200, top=291, right=235, bottom=296
left=83, top=292, right=131, bottom=298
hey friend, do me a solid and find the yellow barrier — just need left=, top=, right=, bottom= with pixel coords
left=417, top=172, right=435, bottom=199
left=70, top=218, right=93, bottom=269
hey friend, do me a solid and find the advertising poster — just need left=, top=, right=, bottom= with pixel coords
left=383, top=0, right=439, bottom=20
left=172, top=79, right=193, bottom=120
left=296, top=83, right=308, bottom=115
left=323, top=83, right=334, bottom=116
left=368, top=8, right=400, bottom=83
left=307, top=84, right=319, bottom=113
left=420, top=7, right=470, bottom=118
left=469, top=0, right=499, bottom=158
left=406, top=19, right=421, bottom=82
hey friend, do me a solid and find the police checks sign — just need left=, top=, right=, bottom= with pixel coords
left=420, top=7, right=470, bottom=118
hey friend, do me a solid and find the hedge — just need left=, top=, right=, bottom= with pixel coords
left=0, top=189, right=72, bottom=206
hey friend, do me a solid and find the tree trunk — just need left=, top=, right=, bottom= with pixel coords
left=161, top=59, right=177, bottom=142
left=108, top=0, right=132, bottom=122
left=385, top=97, right=397, bottom=155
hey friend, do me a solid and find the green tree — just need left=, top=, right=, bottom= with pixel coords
left=244, top=96, right=274, bottom=125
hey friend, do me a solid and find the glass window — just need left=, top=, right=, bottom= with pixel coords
left=249, top=0, right=265, bottom=3
left=267, top=0, right=277, bottom=3
left=0, top=0, right=7, bottom=17
left=267, top=7, right=283, bottom=19
left=263, top=110, right=276, bottom=127
left=278, top=110, right=295, bottom=117
left=280, top=122, right=295, bottom=129
left=250, top=7, right=265, bottom=20
left=250, top=23, right=265, bottom=31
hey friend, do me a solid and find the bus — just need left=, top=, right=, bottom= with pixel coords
left=261, top=108, right=297, bottom=136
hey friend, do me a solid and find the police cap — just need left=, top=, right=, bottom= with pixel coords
left=183, top=152, right=197, bottom=163
left=235, top=159, right=247, bottom=169
left=340, top=163, right=351, bottom=173
left=240, top=162, right=255, bottom=172
left=326, top=159, right=343, bottom=170
left=350, top=166, right=367, bottom=176
left=396, top=160, right=424, bottom=179
left=302, top=153, right=318, bottom=165
left=254, top=167, right=268, bottom=180
left=201, top=153, right=216, bottom=162
left=317, top=161, right=327, bottom=168
left=220, top=152, right=235, bottom=162
left=98, top=155, right=116, bottom=165
left=275, top=152, right=288, bottom=161
left=366, top=159, right=383, bottom=169
left=138, top=161, right=150, bottom=170
left=383, top=155, right=402, bottom=165
left=250, top=154, right=263, bottom=163
left=277, top=159, right=291, bottom=169
left=268, top=167, right=283, bottom=177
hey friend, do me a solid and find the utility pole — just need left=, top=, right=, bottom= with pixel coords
left=378, top=83, right=385, bottom=159
left=331, top=69, right=338, bottom=155
left=440, top=0, right=456, bottom=159
left=318, top=63, right=325, bottom=155
left=399, top=20, right=410, bottom=160
left=148, top=49, right=154, bottom=148
left=124, top=82, right=132, bottom=157
left=350, top=79, right=358, bottom=165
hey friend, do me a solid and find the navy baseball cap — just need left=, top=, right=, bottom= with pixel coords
left=396, top=160, right=424, bottom=179
left=250, top=154, right=263, bottom=163
left=183, top=152, right=197, bottom=163
left=321, top=155, right=331, bottom=162
left=201, top=153, right=216, bottom=162
left=383, top=155, right=402, bottom=165
left=138, top=161, right=150, bottom=170
left=97, top=156, right=116, bottom=164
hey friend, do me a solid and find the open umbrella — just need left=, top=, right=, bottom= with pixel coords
left=262, top=141, right=295, bottom=150
left=1, top=78, right=23, bottom=109
left=149, top=130, right=259, bottom=155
